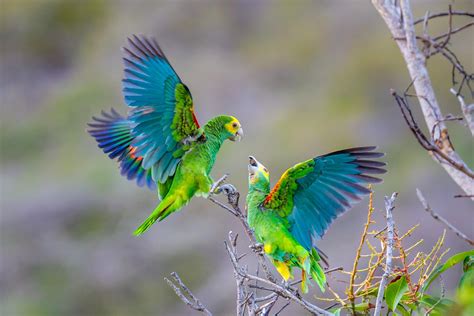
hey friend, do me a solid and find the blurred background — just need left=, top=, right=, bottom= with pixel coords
left=1, top=0, right=472, bottom=315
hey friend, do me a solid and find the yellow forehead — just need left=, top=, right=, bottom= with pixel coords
left=225, top=117, right=240, bottom=133
left=251, top=163, right=269, bottom=181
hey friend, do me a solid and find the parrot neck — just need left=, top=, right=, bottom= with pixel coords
left=198, top=124, right=228, bottom=173
left=246, top=187, right=268, bottom=228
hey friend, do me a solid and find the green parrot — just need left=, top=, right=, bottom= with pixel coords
left=88, top=35, right=243, bottom=235
left=457, top=255, right=474, bottom=313
left=246, top=147, right=386, bottom=293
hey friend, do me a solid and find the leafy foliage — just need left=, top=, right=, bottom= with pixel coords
left=385, top=276, right=408, bottom=312
left=316, top=192, right=471, bottom=315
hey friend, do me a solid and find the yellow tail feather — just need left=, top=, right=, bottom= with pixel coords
left=301, top=270, right=308, bottom=293
left=274, top=260, right=292, bottom=281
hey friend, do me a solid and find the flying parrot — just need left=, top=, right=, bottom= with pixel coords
left=246, top=147, right=386, bottom=293
left=88, top=35, right=243, bottom=235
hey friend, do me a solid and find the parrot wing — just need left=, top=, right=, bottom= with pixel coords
left=122, top=35, right=202, bottom=184
left=262, top=146, right=386, bottom=250
left=87, top=108, right=156, bottom=190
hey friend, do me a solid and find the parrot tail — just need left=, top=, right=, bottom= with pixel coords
left=133, top=193, right=184, bottom=235
left=310, top=249, right=326, bottom=292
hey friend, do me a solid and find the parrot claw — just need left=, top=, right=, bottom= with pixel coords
left=217, top=184, right=237, bottom=196
left=210, top=174, right=229, bottom=194
left=249, top=243, right=264, bottom=254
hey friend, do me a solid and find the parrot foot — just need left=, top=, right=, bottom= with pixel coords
left=249, top=243, right=264, bottom=255
left=210, top=174, right=229, bottom=194
left=217, top=184, right=237, bottom=196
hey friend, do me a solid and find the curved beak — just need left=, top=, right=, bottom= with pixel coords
left=249, top=156, right=257, bottom=166
left=230, top=127, right=243, bottom=142
left=248, top=155, right=258, bottom=175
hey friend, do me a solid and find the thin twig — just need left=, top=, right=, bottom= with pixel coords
left=164, top=272, right=212, bottom=316
left=349, top=190, right=374, bottom=313
left=416, top=189, right=474, bottom=246
left=413, top=10, right=474, bottom=24
left=454, top=194, right=474, bottom=199
left=372, top=0, right=474, bottom=195
left=374, top=192, right=398, bottom=316
left=274, top=301, right=291, bottom=315
left=224, top=232, right=333, bottom=316
left=392, top=90, right=474, bottom=179
left=450, top=88, right=474, bottom=136
left=209, top=191, right=276, bottom=282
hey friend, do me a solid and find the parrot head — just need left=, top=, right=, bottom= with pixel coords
left=224, top=116, right=243, bottom=142
left=248, top=155, right=270, bottom=192
left=205, top=115, right=243, bottom=142
left=463, top=255, right=474, bottom=272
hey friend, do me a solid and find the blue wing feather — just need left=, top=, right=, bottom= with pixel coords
left=87, top=109, right=156, bottom=190
left=287, top=147, right=386, bottom=250
left=121, top=35, right=186, bottom=183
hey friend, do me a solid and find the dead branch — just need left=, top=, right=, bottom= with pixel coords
left=413, top=10, right=474, bottom=25
left=209, top=192, right=276, bottom=284
left=416, top=189, right=474, bottom=246
left=224, top=228, right=333, bottom=315
left=349, top=190, right=374, bottom=313
left=164, top=272, right=213, bottom=316
left=371, top=0, right=474, bottom=195
left=200, top=186, right=337, bottom=315
left=374, top=192, right=398, bottom=316
left=450, top=88, right=474, bottom=136
left=391, top=90, right=474, bottom=181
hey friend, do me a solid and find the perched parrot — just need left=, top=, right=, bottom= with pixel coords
left=88, top=35, right=243, bottom=235
left=246, top=147, right=386, bottom=293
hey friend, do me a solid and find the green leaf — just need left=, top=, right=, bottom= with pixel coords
left=396, top=303, right=411, bottom=316
left=419, top=295, right=454, bottom=316
left=423, top=250, right=474, bottom=292
left=331, top=302, right=374, bottom=315
left=385, top=276, right=409, bottom=311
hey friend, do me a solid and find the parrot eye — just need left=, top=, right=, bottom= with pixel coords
left=263, top=168, right=268, bottom=172
left=232, top=122, right=238, bottom=128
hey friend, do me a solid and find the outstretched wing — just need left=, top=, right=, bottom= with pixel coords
left=122, top=35, right=202, bottom=183
left=87, top=109, right=156, bottom=190
left=263, top=147, right=386, bottom=250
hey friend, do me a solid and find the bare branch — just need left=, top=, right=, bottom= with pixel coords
left=374, top=192, right=398, bottom=316
left=225, top=232, right=247, bottom=316
left=349, top=190, right=375, bottom=312
left=224, top=230, right=333, bottom=316
left=209, top=191, right=276, bottom=282
left=454, top=194, right=474, bottom=199
left=371, top=0, right=474, bottom=195
left=450, top=88, right=474, bottom=136
left=416, top=189, right=474, bottom=246
left=413, top=10, right=474, bottom=24
left=165, top=272, right=212, bottom=316
left=391, top=90, right=474, bottom=190
left=274, top=301, right=291, bottom=315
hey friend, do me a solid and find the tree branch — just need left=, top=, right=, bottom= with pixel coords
left=374, top=192, right=398, bottom=316
left=371, top=0, right=474, bottom=195
left=416, top=189, right=474, bottom=246
left=413, top=10, right=474, bottom=24
left=165, top=272, right=213, bottom=316
left=450, top=88, right=474, bottom=136
left=209, top=191, right=276, bottom=283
